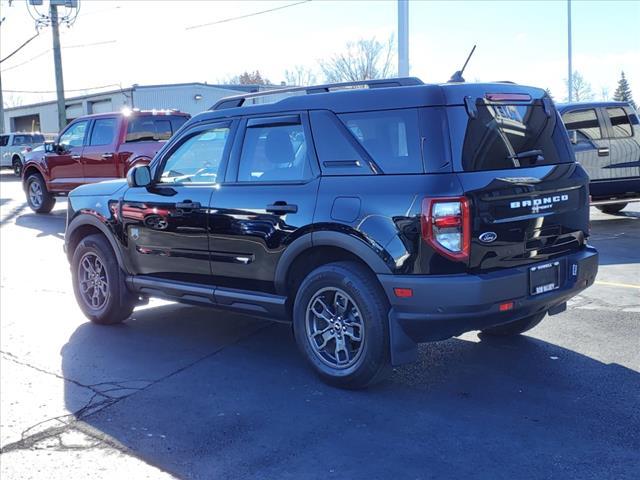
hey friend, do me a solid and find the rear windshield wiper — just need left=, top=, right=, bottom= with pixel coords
left=507, top=150, right=544, bottom=166
left=508, top=149, right=544, bottom=163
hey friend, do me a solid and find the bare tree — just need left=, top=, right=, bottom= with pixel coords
left=319, top=35, right=395, bottom=83
left=565, top=71, right=594, bottom=102
left=223, top=71, right=272, bottom=85
left=284, top=65, right=317, bottom=86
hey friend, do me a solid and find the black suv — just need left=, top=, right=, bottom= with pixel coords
left=64, top=78, right=598, bottom=388
left=558, top=101, right=640, bottom=214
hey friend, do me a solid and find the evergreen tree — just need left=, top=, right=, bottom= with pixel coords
left=613, top=71, right=636, bottom=110
left=544, top=88, right=554, bottom=101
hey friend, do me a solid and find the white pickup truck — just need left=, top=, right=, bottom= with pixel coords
left=0, top=132, right=47, bottom=176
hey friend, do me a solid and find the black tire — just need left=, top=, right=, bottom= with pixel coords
left=293, top=261, right=391, bottom=389
left=481, top=312, right=546, bottom=336
left=26, top=173, right=55, bottom=214
left=71, top=234, right=135, bottom=325
left=12, top=157, right=22, bottom=177
left=596, top=203, right=627, bottom=215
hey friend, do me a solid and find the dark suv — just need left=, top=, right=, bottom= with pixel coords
left=64, top=78, right=598, bottom=388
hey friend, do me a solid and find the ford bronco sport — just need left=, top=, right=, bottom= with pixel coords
left=64, top=78, right=598, bottom=388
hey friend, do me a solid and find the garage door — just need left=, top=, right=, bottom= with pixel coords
left=65, top=103, right=84, bottom=121
left=91, top=100, right=113, bottom=114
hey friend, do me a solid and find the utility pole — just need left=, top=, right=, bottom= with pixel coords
left=567, top=0, right=573, bottom=102
left=50, top=2, right=66, bottom=130
left=0, top=68, right=5, bottom=134
left=398, top=0, right=409, bottom=77
left=0, top=15, right=5, bottom=134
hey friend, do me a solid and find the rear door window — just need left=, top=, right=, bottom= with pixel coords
left=606, top=107, right=633, bottom=138
left=337, top=109, right=422, bottom=174
left=448, top=101, right=573, bottom=172
left=89, top=118, right=117, bottom=146
left=562, top=109, right=602, bottom=142
left=238, top=120, right=312, bottom=183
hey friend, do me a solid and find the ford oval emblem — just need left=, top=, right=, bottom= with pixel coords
left=479, top=231, right=497, bottom=243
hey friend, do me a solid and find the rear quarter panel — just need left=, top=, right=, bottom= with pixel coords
left=314, top=174, right=463, bottom=275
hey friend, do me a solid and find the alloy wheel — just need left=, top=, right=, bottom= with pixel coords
left=305, top=287, right=365, bottom=369
left=28, top=181, right=43, bottom=208
left=78, top=252, right=110, bottom=310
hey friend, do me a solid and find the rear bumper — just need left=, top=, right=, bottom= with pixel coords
left=377, top=246, right=598, bottom=365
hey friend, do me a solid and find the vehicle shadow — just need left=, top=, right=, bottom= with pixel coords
left=14, top=209, right=66, bottom=239
left=589, top=206, right=639, bottom=266
left=0, top=171, right=21, bottom=183
left=61, top=303, right=640, bottom=479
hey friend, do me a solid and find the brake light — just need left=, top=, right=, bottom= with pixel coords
left=421, top=197, right=471, bottom=262
left=485, top=93, right=532, bottom=102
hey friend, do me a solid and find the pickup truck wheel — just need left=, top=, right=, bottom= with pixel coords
left=12, top=157, right=22, bottom=177
left=596, top=203, right=627, bottom=215
left=26, top=174, right=55, bottom=213
left=293, top=261, right=391, bottom=389
left=481, top=312, right=546, bottom=336
left=71, top=234, right=135, bottom=325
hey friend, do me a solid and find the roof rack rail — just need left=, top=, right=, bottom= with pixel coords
left=210, top=77, right=424, bottom=110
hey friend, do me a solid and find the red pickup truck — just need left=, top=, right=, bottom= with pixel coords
left=22, top=109, right=190, bottom=213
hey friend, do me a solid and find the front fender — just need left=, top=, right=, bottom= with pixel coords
left=65, top=210, right=129, bottom=274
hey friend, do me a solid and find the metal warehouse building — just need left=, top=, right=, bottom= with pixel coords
left=2, top=82, right=269, bottom=134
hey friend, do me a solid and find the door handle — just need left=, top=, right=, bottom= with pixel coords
left=266, top=202, right=298, bottom=214
left=101, top=153, right=114, bottom=159
left=597, top=147, right=610, bottom=157
left=176, top=201, right=201, bottom=210
left=71, top=154, right=81, bottom=160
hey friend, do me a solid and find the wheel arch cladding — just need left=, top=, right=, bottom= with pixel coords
left=66, top=215, right=127, bottom=273
left=275, top=231, right=393, bottom=297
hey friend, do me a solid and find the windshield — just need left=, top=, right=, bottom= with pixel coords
left=447, top=101, right=573, bottom=172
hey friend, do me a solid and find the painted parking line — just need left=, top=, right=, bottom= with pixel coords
left=595, top=281, right=640, bottom=290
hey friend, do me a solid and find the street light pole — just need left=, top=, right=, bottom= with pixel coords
left=567, top=0, right=573, bottom=102
left=398, top=0, right=409, bottom=77
left=50, top=2, right=66, bottom=131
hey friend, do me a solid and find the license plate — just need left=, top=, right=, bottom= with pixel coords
left=529, top=261, right=560, bottom=295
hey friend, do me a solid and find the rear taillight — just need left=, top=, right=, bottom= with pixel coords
left=421, top=197, right=471, bottom=262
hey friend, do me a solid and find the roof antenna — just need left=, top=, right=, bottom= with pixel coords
left=448, top=45, right=476, bottom=83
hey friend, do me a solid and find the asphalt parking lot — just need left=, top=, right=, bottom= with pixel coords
left=0, top=170, right=638, bottom=479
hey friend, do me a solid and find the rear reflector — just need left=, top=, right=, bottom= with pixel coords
left=393, top=288, right=413, bottom=298
left=485, top=93, right=532, bottom=102
left=499, top=301, right=514, bottom=312
left=421, top=197, right=471, bottom=262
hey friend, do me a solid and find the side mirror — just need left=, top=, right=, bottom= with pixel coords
left=569, top=130, right=578, bottom=145
left=127, top=165, right=152, bottom=188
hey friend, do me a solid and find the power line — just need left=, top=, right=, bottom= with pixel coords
left=0, top=31, right=40, bottom=64
left=185, top=0, right=311, bottom=31
left=1, top=40, right=116, bottom=73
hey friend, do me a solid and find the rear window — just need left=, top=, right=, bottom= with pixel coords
left=606, top=107, right=633, bottom=138
left=447, top=101, right=573, bottom=172
left=337, top=109, right=422, bottom=174
left=126, top=115, right=189, bottom=142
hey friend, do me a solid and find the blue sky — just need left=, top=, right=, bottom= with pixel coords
left=1, top=0, right=638, bottom=106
